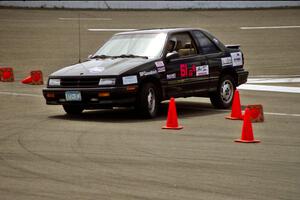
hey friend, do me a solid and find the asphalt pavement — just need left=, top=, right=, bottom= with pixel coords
left=0, top=8, right=299, bottom=200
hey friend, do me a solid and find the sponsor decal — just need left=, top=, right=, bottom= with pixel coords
left=155, top=61, right=166, bottom=73
left=180, top=64, right=188, bottom=77
left=157, top=66, right=166, bottom=73
left=221, top=57, right=232, bottom=66
left=196, top=65, right=209, bottom=76
left=122, top=75, right=138, bottom=85
left=139, top=70, right=157, bottom=77
left=89, top=67, right=105, bottom=73
left=231, top=52, right=243, bottom=66
left=155, top=61, right=164, bottom=68
left=180, top=64, right=196, bottom=78
left=167, top=73, right=176, bottom=80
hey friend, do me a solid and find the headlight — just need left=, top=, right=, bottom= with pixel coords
left=99, top=78, right=116, bottom=86
left=48, top=78, right=61, bottom=86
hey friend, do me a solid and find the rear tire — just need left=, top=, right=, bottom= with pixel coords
left=210, top=75, right=235, bottom=109
left=136, top=82, right=159, bottom=118
left=63, top=105, right=84, bottom=115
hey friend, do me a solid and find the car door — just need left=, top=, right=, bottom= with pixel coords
left=191, top=30, right=224, bottom=91
left=163, top=31, right=209, bottom=98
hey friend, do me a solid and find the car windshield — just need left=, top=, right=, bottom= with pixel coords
left=93, top=33, right=167, bottom=59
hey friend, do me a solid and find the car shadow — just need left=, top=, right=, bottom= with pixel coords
left=49, top=101, right=235, bottom=123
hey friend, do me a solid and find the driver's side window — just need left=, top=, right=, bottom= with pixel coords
left=167, top=32, right=197, bottom=58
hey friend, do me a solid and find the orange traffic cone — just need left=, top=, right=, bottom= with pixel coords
left=21, top=76, right=32, bottom=84
left=31, top=70, right=43, bottom=85
left=246, top=104, right=264, bottom=122
left=21, top=70, right=43, bottom=85
left=235, top=108, right=260, bottom=143
left=0, top=67, right=14, bottom=82
left=162, top=98, right=183, bottom=130
left=226, top=89, right=243, bottom=120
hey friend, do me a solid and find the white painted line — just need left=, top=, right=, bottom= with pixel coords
left=177, top=105, right=300, bottom=118
left=238, top=84, right=300, bottom=94
left=264, top=112, right=300, bottom=117
left=247, top=78, right=300, bottom=84
left=0, top=91, right=40, bottom=97
left=240, top=25, right=300, bottom=30
left=250, top=75, right=300, bottom=78
left=59, top=18, right=112, bottom=21
left=88, top=29, right=136, bottom=32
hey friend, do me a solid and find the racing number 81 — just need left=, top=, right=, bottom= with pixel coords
left=180, top=64, right=196, bottom=78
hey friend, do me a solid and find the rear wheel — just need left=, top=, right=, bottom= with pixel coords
left=63, top=105, right=84, bottom=115
left=210, top=75, right=235, bottom=109
left=136, top=82, right=159, bottom=118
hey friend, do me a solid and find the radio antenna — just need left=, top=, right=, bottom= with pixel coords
left=78, top=12, right=81, bottom=63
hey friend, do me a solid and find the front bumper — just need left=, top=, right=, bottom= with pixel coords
left=42, top=86, right=137, bottom=108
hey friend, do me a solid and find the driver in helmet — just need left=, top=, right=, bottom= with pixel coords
left=166, top=37, right=177, bottom=53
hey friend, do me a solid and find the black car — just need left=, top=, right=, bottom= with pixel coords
left=43, top=28, right=248, bottom=118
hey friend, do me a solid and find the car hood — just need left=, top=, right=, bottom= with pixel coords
left=51, top=58, right=150, bottom=77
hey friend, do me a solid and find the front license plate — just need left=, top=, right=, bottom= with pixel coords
left=65, top=91, right=82, bottom=101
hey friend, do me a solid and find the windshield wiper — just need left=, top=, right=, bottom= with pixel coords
left=91, top=55, right=112, bottom=59
left=113, top=54, right=148, bottom=59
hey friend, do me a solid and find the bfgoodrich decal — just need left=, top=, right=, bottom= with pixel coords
left=139, top=70, right=157, bottom=77
left=166, top=73, right=176, bottom=80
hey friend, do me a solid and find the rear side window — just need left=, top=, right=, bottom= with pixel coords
left=193, top=31, right=220, bottom=54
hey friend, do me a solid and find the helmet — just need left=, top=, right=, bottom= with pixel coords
left=167, top=37, right=177, bottom=52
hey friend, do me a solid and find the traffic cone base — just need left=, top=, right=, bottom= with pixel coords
left=234, top=139, right=260, bottom=143
left=225, top=115, right=244, bottom=120
left=162, top=125, right=183, bottom=130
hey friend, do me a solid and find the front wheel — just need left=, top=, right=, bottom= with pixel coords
left=136, top=82, right=160, bottom=118
left=63, top=105, right=84, bottom=115
left=210, top=75, right=235, bottom=109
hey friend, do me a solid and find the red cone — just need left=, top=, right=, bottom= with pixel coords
left=21, top=76, right=32, bottom=84
left=162, top=98, right=183, bottom=130
left=235, top=108, right=260, bottom=143
left=246, top=104, right=264, bottom=122
left=226, top=89, right=243, bottom=120
left=0, top=67, right=14, bottom=82
left=31, top=70, right=43, bottom=85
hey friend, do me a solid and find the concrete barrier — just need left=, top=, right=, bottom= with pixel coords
left=0, top=1, right=299, bottom=10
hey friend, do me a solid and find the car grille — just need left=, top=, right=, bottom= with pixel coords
left=60, top=77, right=100, bottom=88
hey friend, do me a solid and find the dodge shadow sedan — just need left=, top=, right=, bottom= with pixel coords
left=43, top=28, right=248, bottom=118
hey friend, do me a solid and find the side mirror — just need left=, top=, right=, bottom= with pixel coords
left=166, top=52, right=179, bottom=61
left=88, top=54, right=93, bottom=59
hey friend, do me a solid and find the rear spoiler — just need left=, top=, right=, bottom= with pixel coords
left=225, top=44, right=240, bottom=49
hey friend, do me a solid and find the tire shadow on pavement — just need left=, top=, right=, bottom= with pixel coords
left=48, top=102, right=228, bottom=123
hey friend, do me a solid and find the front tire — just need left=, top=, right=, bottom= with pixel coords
left=210, top=75, right=235, bottom=109
left=63, top=105, right=84, bottom=115
left=136, top=82, right=159, bottom=118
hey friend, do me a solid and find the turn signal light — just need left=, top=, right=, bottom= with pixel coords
left=98, top=92, right=110, bottom=97
left=46, top=92, right=55, bottom=98
left=126, top=85, right=137, bottom=92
